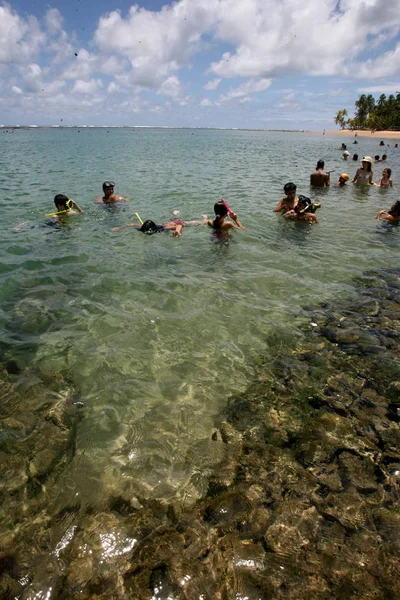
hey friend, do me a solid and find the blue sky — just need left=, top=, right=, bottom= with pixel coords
left=1, top=0, right=400, bottom=129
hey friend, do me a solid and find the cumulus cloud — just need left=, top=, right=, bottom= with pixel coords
left=220, top=78, right=272, bottom=101
left=0, top=4, right=45, bottom=64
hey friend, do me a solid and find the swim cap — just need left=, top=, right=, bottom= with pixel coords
left=340, top=173, right=349, bottom=181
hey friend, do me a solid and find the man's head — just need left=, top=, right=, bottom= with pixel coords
left=316, top=160, right=324, bottom=170
left=102, top=181, right=115, bottom=197
left=54, top=194, right=70, bottom=210
left=283, top=182, right=297, bottom=200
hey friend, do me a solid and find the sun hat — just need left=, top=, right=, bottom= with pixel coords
left=340, top=173, right=349, bottom=181
left=343, top=151, right=350, bottom=156
left=361, top=156, right=374, bottom=167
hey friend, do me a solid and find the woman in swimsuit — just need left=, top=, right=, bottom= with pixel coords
left=375, top=168, right=392, bottom=187
left=208, top=201, right=245, bottom=233
left=351, top=156, right=374, bottom=185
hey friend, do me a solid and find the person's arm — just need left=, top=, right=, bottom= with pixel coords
left=283, top=210, right=296, bottom=218
left=376, top=210, right=387, bottom=220
left=70, top=199, right=84, bottom=213
left=274, top=198, right=285, bottom=212
left=325, top=173, right=330, bottom=187
left=172, top=224, right=183, bottom=237
left=304, top=213, right=318, bottom=223
left=351, top=170, right=359, bottom=183
left=369, top=173, right=374, bottom=185
left=390, top=179, right=393, bottom=187
left=112, top=223, right=139, bottom=232
left=230, top=211, right=245, bottom=229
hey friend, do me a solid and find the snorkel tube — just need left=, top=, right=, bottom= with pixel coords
left=220, top=198, right=233, bottom=216
left=135, top=212, right=143, bottom=225
left=45, top=199, right=73, bottom=217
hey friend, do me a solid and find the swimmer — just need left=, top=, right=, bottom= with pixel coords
left=375, top=168, right=392, bottom=187
left=310, top=160, right=330, bottom=187
left=47, top=194, right=84, bottom=218
left=337, top=173, right=349, bottom=187
left=112, top=215, right=208, bottom=236
left=283, top=195, right=319, bottom=223
left=381, top=154, right=387, bottom=162
left=96, top=181, right=127, bottom=204
left=208, top=201, right=244, bottom=232
left=342, top=151, right=350, bottom=160
left=274, top=182, right=299, bottom=213
left=351, top=156, right=374, bottom=185
left=376, top=201, right=400, bottom=224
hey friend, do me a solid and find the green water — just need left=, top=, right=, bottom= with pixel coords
left=1, top=127, right=399, bottom=506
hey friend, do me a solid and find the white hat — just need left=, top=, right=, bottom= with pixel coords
left=361, top=155, right=374, bottom=167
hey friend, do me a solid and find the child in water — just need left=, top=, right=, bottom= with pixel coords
left=376, top=201, right=400, bottom=224
left=283, top=195, right=319, bottom=223
left=375, top=168, right=392, bottom=187
left=274, top=182, right=299, bottom=214
left=337, top=173, right=349, bottom=187
left=47, top=194, right=84, bottom=218
left=208, top=201, right=245, bottom=232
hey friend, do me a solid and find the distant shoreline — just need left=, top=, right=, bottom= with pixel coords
left=0, top=125, right=313, bottom=132
left=323, top=129, right=400, bottom=139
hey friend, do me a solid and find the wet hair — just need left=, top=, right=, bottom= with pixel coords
left=383, top=168, right=392, bottom=178
left=388, top=201, right=400, bottom=217
left=296, top=195, right=314, bottom=214
left=382, top=154, right=387, bottom=160
left=139, top=219, right=164, bottom=234
left=54, top=194, right=69, bottom=208
left=316, top=160, right=324, bottom=170
left=352, top=154, right=358, bottom=161
left=212, top=201, right=228, bottom=228
left=102, top=180, right=115, bottom=191
left=283, top=182, right=297, bottom=193
left=374, top=155, right=380, bottom=161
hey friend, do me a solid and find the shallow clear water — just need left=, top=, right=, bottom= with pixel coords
left=1, top=127, right=399, bottom=506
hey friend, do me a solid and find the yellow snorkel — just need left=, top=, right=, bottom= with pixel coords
left=135, top=212, right=143, bottom=225
left=46, top=199, right=73, bottom=217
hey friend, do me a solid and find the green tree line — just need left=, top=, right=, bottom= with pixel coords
left=334, top=93, right=400, bottom=130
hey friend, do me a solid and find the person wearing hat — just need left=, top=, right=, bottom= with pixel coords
left=96, top=181, right=127, bottom=204
left=337, top=173, right=349, bottom=187
left=342, top=151, right=350, bottom=160
left=351, top=156, right=374, bottom=185
left=310, top=160, right=330, bottom=187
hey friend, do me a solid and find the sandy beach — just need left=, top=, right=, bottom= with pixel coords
left=324, top=129, right=400, bottom=139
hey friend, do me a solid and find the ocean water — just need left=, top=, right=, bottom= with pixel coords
left=1, top=127, right=399, bottom=508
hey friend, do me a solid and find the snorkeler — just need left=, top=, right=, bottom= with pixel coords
left=112, top=215, right=208, bottom=236
left=96, top=181, right=127, bottom=204
left=47, top=194, right=84, bottom=218
left=376, top=201, right=400, bottom=224
left=208, top=201, right=245, bottom=232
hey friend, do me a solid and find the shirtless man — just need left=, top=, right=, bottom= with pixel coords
left=310, top=160, right=330, bottom=187
left=96, top=181, right=127, bottom=204
left=274, top=182, right=299, bottom=214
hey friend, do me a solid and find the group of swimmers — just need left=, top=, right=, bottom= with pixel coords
left=45, top=181, right=245, bottom=238
left=274, top=153, right=400, bottom=225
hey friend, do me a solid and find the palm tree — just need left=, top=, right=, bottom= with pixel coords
left=334, top=109, right=348, bottom=129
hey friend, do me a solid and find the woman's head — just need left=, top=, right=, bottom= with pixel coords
left=361, top=156, right=374, bottom=171
left=213, top=202, right=228, bottom=219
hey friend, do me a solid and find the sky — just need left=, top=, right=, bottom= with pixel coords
left=1, top=0, right=400, bottom=129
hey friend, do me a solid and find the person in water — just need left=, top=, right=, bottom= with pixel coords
left=208, top=201, right=244, bottom=232
left=376, top=201, right=400, bottom=224
left=283, top=195, right=319, bottom=223
left=96, top=181, right=127, bottom=204
left=337, top=173, right=349, bottom=187
left=112, top=215, right=207, bottom=236
left=375, top=168, right=392, bottom=187
left=48, top=194, right=84, bottom=217
left=351, top=156, right=374, bottom=185
left=274, top=182, right=299, bottom=213
left=310, top=160, right=330, bottom=187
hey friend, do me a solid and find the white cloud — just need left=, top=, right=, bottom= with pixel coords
left=45, top=8, right=63, bottom=36
left=0, top=4, right=46, bottom=64
left=204, top=78, right=221, bottom=90
left=220, top=78, right=272, bottom=101
left=200, top=98, right=213, bottom=106
left=358, top=84, right=400, bottom=94
left=12, top=85, right=22, bottom=94
left=157, top=75, right=184, bottom=99
left=72, top=79, right=103, bottom=94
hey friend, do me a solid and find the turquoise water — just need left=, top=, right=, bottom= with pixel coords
left=1, top=127, right=399, bottom=506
